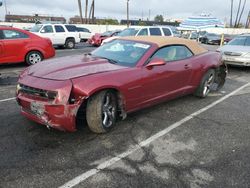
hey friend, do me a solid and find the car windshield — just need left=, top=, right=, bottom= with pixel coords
left=30, top=25, right=43, bottom=32
left=91, top=39, right=151, bottom=67
left=118, top=28, right=139, bottom=36
left=227, top=36, right=247, bottom=46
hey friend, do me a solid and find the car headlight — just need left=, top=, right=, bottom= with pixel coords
left=16, top=83, right=21, bottom=94
left=44, top=91, right=58, bottom=100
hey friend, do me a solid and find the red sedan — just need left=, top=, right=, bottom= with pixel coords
left=0, top=26, right=55, bottom=65
left=88, top=30, right=121, bottom=46
left=16, top=36, right=227, bottom=133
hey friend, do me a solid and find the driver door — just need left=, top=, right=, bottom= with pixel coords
left=140, top=45, right=194, bottom=104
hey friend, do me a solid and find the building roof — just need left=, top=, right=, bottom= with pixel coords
left=120, top=36, right=208, bottom=55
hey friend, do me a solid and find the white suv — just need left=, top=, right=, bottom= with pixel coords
left=136, top=26, right=180, bottom=37
left=31, top=24, right=81, bottom=49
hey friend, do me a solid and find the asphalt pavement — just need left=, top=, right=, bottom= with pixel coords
left=1, top=43, right=250, bottom=188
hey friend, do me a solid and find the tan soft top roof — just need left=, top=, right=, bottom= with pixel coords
left=121, top=36, right=208, bottom=55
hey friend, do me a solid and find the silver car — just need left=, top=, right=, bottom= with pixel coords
left=218, top=34, right=250, bottom=66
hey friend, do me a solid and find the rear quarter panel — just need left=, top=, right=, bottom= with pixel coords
left=23, top=37, right=55, bottom=60
left=189, top=51, right=222, bottom=88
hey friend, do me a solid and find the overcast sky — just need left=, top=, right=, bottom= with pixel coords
left=0, top=0, right=249, bottom=24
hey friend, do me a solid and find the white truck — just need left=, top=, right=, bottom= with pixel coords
left=30, top=24, right=81, bottom=49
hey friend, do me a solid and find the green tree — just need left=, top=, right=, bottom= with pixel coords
left=97, top=19, right=119, bottom=25
left=154, top=15, right=164, bottom=22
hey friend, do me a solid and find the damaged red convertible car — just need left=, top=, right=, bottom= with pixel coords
left=16, top=36, right=227, bottom=133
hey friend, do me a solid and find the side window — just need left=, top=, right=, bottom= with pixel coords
left=55, top=25, right=65, bottom=33
left=2, top=30, right=29, bottom=39
left=65, top=25, right=77, bottom=32
left=152, top=45, right=193, bottom=62
left=0, top=30, right=4, bottom=39
left=83, top=28, right=90, bottom=33
left=162, top=28, right=172, bottom=36
left=149, top=28, right=162, bottom=36
left=245, top=37, right=250, bottom=46
left=137, top=28, right=148, bottom=36
left=41, top=25, right=54, bottom=33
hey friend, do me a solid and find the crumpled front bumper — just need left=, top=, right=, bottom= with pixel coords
left=16, top=75, right=83, bottom=132
left=17, top=96, right=81, bottom=132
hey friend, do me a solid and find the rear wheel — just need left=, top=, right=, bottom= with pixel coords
left=25, top=51, right=43, bottom=65
left=86, top=90, right=117, bottom=133
left=194, top=69, right=215, bottom=98
left=65, top=39, right=75, bottom=49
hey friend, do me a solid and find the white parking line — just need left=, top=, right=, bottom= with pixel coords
left=0, top=97, right=15, bottom=103
left=58, top=82, right=250, bottom=188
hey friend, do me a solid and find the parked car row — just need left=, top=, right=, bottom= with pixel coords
left=89, top=26, right=181, bottom=46
left=182, top=31, right=234, bottom=45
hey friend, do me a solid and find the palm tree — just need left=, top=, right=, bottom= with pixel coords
left=85, top=0, right=88, bottom=23
left=88, top=0, right=95, bottom=23
left=230, top=0, right=234, bottom=27
left=234, top=0, right=242, bottom=27
left=237, top=0, right=246, bottom=27
left=78, top=0, right=83, bottom=24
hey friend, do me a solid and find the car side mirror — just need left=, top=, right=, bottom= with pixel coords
left=146, top=58, right=165, bottom=69
left=40, top=29, right=45, bottom=33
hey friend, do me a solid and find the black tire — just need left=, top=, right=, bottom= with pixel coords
left=194, top=69, right=216, bottom=98
left=86, top=90, right=118, bottom=133
left=65, top=39, right=75, bottom=49
left=25, top=51, right=43, bottom=65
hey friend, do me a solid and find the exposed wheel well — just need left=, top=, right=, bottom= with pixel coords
left=76, top=88, right=126, bottom=129
left=65, top=37, right=75, bottom=42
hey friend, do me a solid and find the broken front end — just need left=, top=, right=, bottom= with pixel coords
left=16, top=75, right=83, bottom=132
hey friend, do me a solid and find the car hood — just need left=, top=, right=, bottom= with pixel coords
left=27, top=55, right=127, bottom=80
left=218, top=45, right=250, bottom=54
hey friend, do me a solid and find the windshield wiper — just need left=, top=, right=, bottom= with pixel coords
left=95, top=56, right=118, bottom=64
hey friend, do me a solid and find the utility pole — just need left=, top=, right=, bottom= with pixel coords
left=85, top=0, right=88, bottom=24
left=127, top=0, right=130, bottom=27
left=78, top=0, right=83, bottom=24
left=230, top=0, right=233, bottom=27
left=148, top=9, right=151, bottom=21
